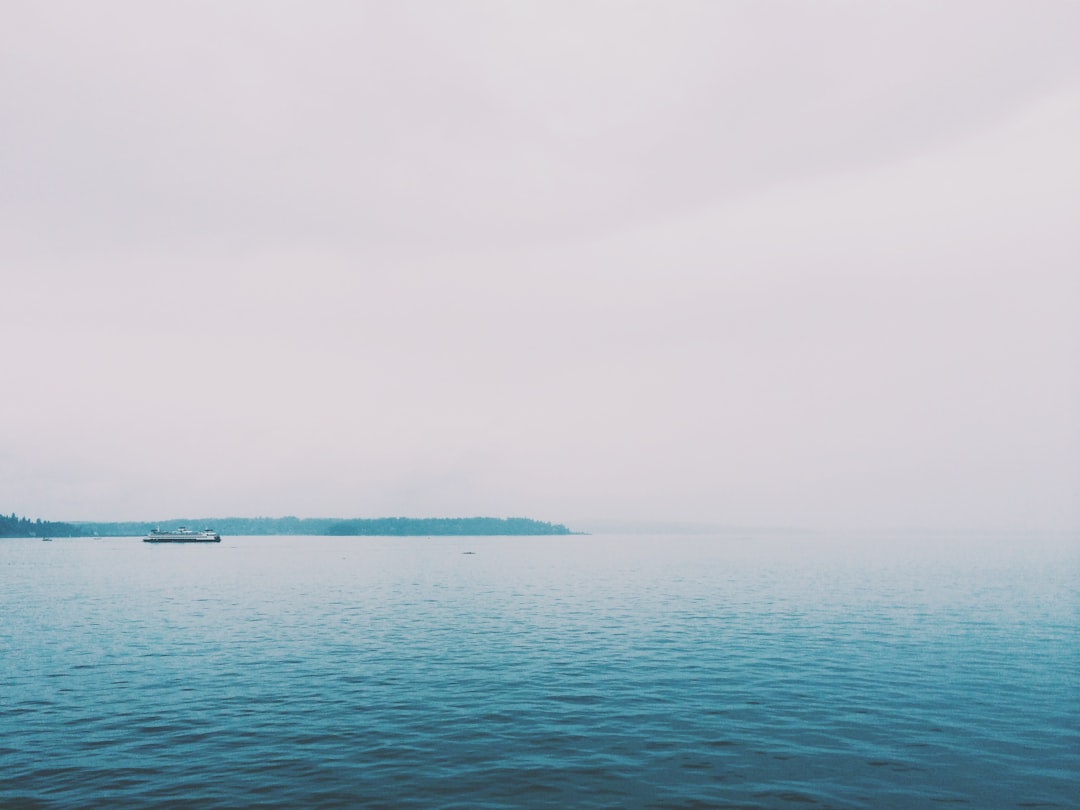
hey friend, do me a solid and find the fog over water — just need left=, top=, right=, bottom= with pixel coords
left=2, top=2, right=1078, bottom=531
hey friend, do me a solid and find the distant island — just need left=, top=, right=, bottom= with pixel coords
left=0, top=512, right=575, bottom=538
left=1, top=512, right=83, bottom=538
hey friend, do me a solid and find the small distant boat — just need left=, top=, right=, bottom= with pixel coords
left=143, top=527, right=221, bottom=543
left=42, top=538, right=53, bottom=542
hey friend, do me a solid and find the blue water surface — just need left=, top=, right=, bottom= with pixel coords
left=1, top=533, right=1077, bottom=808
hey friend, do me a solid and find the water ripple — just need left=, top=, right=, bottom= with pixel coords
left=1, top=534, right=1077, bottom=808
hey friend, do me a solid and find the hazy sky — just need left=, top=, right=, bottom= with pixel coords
left=3, top=1, right=1078, bottom=531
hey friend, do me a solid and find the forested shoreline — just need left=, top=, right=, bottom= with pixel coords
left=0, top=513, right=83, bottom=537
left=2, top=512, right=574, bottom=537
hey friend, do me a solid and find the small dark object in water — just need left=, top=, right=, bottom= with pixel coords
left=42, top=538, right=53, bottom=542
left=463, top=551, right=475, bottom=555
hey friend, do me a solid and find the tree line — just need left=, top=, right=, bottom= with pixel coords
left=0, top=512, right=83, bottom=538
left=3, top=513, right=574, bottom=537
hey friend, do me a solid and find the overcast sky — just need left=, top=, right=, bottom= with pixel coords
left=3, top=1, right=1078, bottom=531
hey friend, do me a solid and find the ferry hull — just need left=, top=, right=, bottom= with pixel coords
left=143, top=536, right=221, bottom=543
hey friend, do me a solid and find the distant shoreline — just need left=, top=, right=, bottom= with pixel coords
left=1, top=514, right=577, bottom=538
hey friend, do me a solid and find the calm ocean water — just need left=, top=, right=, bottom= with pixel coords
left=1, top=533, right=1077, bottom=809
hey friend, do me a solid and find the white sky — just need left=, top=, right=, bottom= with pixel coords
left=3, top=1, right=1078, bottom=531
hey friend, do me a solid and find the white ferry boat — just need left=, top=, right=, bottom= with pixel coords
left=143, top=527, right=221, bottom=543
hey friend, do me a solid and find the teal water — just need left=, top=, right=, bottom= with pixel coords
left=1, top=533, right=1077, bottom=808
